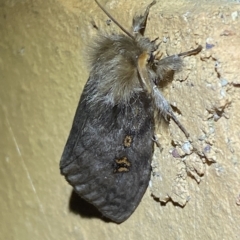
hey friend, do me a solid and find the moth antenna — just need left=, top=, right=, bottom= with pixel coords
left=94, top=0, right=135, bottom=40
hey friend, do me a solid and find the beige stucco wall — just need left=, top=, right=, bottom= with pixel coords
left=1, top=0, right=240, bottom=239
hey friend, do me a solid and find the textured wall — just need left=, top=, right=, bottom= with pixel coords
left=0, top=0, right=240, bottom=239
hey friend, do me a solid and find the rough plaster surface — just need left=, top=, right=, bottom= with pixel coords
left=0, top=0, right=240, bottom=239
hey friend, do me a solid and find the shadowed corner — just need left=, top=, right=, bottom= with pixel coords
left=68, top=190, right=111, bottom=223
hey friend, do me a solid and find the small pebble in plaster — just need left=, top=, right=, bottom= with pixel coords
left=215, top=163, right=225, bottom=176
left=172, top=148, right=180, bottom=158
left=148, top=180, right=152, bottom=188
left=206, top=43, right=215, bottom=49
left=198, top=135, right=206, bottom=141
left=209, top=126, right=215, bottom=134
left=60, top=0, right=202, bottom=223
left=181, top=142, right=193, bottom=155
left=206, top=37, right=215, bottom=49
left=202, top=143, right=216, bottom=162
left=220, top=78, right=228, bottom=87
left=220, top=29, right=235, bottom=36
left=231, top=11, right=238, bottom=21
left=236, top=194, right=240, bottom=206
left=213, top=113, right=221, bottom=121
left=162, top=36, right=168, bottom=43
left=220, top=89, right=226, bottom=98
left=203, top=144, right=211, bottom=153
left=215, top=61, right=221, bottom=68
left=182, top=12, right=190, bottom=22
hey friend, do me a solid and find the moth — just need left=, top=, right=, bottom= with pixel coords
left=60, top=0, right=202, bottom=223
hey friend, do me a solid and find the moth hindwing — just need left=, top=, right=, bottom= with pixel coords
left=60, top=0, right=202, bottom=223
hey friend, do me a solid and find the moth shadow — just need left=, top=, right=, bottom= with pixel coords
left=68, top=190, right=110, bottom=223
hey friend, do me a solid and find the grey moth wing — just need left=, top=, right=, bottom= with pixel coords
left=60, top=0, right=158, bottom=223
left=60, top=76, right=154, bottom=223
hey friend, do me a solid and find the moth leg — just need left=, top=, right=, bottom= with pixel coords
left=137, top=52, right=189, bottom=137
left=152, top=135, right=162, bottom=150
left=178, top=45, right=202, bottom=57
left=153, top=46, right=202, bottom=135
left=155, top=55, right=183, bottom=83
left=152, top=85, right=190, bottom=138
left=155, top=45, right=202, bottom=83
left=132, top=0, right=156, bottom=36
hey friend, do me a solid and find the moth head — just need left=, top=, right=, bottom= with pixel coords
left=95, top=0, right=157, bottom=40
